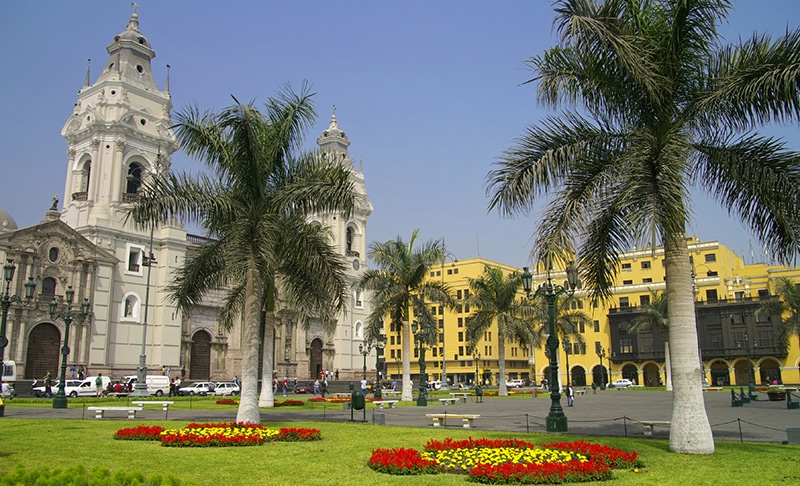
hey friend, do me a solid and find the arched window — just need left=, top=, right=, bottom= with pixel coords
left=81, top=160, right=91, bottom=192
left=346, top=226, right=354, bottom=253
left=125, top=162, right=143, bottom=194
left=354, top=321, right=364, bottom=340
left=354, top=289, right=364, bottom=309
left=41, top=277, right=57, bottom=297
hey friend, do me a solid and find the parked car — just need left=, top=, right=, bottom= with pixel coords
left=611, top=379, right=635, bottom=388
left=213, top=382, right=240, bottom=396
left=178, top=382, right=213, bottom=396
left=427, top=380, right=443, bottom=391
left=33, top=380, right=82, bottom=397
left=295, top=384, right=315, bottom=394
left=505, top=379, right=525, bottom=388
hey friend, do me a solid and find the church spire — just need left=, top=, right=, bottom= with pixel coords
left=83, top=59, right=91, bottom=87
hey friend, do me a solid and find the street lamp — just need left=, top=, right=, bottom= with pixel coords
left=439, top=246, right=457, bottom=386
left=737, top=333, right=757, bottom=398
left=522, top=261, right=580, bottom=432
left=411, top=320, right=432, bottom=406
left=132, top=226, right=157, bottom=397
left=563, top=336, right=571, bottom=388
left=359, top=335, right=385, bottom=399
left=1, top=260, right=36, bottom=395
left=50, top=285, right=90, bottom=409
left=597, top=346, right=607, bottom=390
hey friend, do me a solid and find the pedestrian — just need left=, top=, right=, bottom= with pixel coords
left=313, top=379, right=319, bottom=395
left=232, top=375, right=239, bottom=386
left=169, top=379, right=176, bottom=397
left=166, top=366, right=171, bottom=378
left=282, top=378, right=288, bottom=397
left=94, top=373, right=104, bottom=398
left=69, top=364, right=76, bottom=379
left=293, top=377, right=298, bottom=393
left=335, top=369, right=339, bottom=380
left=78, top=367, right=85, bottom=380
left=181, top=366, right=186, bottom=379
left=566, top=385, right=574, bottom=407
left=44, top=371, right=52, bottom=398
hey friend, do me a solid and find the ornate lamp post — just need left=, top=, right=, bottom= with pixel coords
left=132, top=228, right=157, bottom=397
left=563, top=336, right=571, bottom=388
left=50, top=285, right=90, bottom=409
left=597, top=346, right=607, bottom=390
left=522, top=261, right=580, bottom=432
left=411, top=320, right=432, bottom=406
left=737, top=333, right=757, bottom=398
left=472, top=349, right=482, bottom=402
left=439, top=246, right=457, bottom=386
left=1, top=260, right=36, bottom=394
left=359, top=335, right=385, bottom=399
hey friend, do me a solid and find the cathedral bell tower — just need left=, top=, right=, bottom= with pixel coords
left=61, top=10, right=178, bottom=230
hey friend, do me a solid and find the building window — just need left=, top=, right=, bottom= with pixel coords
left=458, top=318, right=463, bottom=327
left=579, top=321, right=585, bottom=333
left=390, top=336, right=395, bottom=345
left=593, top=320, right=600, bottom=332
left=453, top=268, right=458, bottom=275
left=640, top=295, right=650, bottom=306
left=354, top=289, right=363, bottom=308
left=457, top=290, right=462, bottom=299
left=457, top=304, right=463, bottom=313
left=619, top=338, right=633, bottom=354
left=619, top=297, right=629, bottom=308
left=48, top=247, right=60, bottom=262
left=730, top=313, right=744, bottom=325
left=430, top=271, right=436, bottom=277
left=464, top=303, right=470, bottom=313
left=642, top=278, right=653, bottom=283
left=125, top=243, right=145, bottom=275
left=641, top=261, right=651, bottom=269
left=354, top=321, right=364, bottom=339
left=438, top=319, right=444, bottom=329
left=41, top=277, right=57, bottom=296
left=125, top=162, right=143, bottom=195
left=621, top=263, right=632, bottom=271
left=704, top=253, right=716, bottom=262
left=623, top=280, right=633, bottom=285
left=594, top=341, right=602, bottom=354
left=640, top=335, right=654, bottom=353
left=757, top=330, right=773, bottom=347
left=458, top=331, right=463, bottom=341
left=458, top=346, right=464, bottom=355
left=390, top=349, right=395, bottom=359
left=706, top=289, right=718, bottom=302
left=580, top=343, right=586, bottom=354
left=346, top=226, right=354, bottom=253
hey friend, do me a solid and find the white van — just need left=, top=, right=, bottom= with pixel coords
left=123, top=375, right=170, bottom=396
left=81, top=376, right=111, bottom=396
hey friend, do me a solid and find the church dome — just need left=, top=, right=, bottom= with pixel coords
left=0, top=208, right=18, bottom=232
left=113, top=13, right=151, bottom=49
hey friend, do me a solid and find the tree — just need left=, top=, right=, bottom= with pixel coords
left=128, top=85, right=357, bottom=424
left=358, top=231, right=453, bottom=401
left=486, top=0, right=800, bottom=454
left=463, top=266, right=537, bottom=395
left=627, top=290, right=672, bottom=390
left=759, top=277, right=800, bottom=354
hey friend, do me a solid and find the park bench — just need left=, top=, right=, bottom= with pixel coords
left=438, top=398, right=459, bottom=406
left=86, top=406, right=140, bottom=419
left=450, top=392, right=471, bottom=403
left=574, top=389, right=587, bottom=396
left=373, top=400, right=399, bottom=409
left=631, top=420, right=671, bottom=436
left=382, top=390, right=401, bottom=397
left=131, top=400, right=175, bottom=412
left=426, top=413, right=480, bottom=428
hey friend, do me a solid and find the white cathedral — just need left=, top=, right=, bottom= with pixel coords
left=0, top=10, right=375, bottom=386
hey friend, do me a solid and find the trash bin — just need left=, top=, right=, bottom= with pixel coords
left=352, top=388, right=365, bottom=411
left=787, top=427, right=800, bottom=444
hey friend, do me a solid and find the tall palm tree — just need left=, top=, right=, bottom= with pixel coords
left=358, top=231, right=452, bottom=401
left=759, top=277, right=800, bottom=354
left=627, top=290, right=672, bottom=390
left=128, top=85, right=357, bottom=424
left=464, top=266, right=537, bottom=395
left=486, top=0, right=800, bottom=454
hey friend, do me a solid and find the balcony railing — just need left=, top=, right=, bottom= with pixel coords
left=71, top=192, right=88, bottom=201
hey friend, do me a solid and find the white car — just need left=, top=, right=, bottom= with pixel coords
left=611, top=379, right=635, bottom=388
left=214, top=382, right=240, bottom=396
left=505, top=379, right=525, bottom=388
left=33, top=380, right=83, bottom=397
left=178, top=382, right=213, bottom=396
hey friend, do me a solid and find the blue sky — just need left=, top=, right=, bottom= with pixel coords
left=1, top=1, right=797, bottom=267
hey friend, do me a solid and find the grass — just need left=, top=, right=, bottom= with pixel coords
left=1, top=417, right=798, bottom=485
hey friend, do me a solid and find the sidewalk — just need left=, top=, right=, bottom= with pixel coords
left=3, top=389, right=798, bottom=443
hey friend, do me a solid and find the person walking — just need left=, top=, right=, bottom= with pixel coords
left=94, top=373, right=104, bottom=398
left=565, top=385, right=575, bottom=407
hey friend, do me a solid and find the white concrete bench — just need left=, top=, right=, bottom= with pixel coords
left=632, top=420, right=671, bottom=436
left=87, top=406, right=140, bottom=419
left=373, top=400, right=399, bottom=409
left=439, top=398, right=459, bottom=406
left=131, top=400, right=175, bottom=412
left=450, top=393, right=471, bottom=403
left=382, top=390, right=401, bottom=397
left=426, top=413, right=480, bottom=428
left=574, top=389, right=587, bottom=396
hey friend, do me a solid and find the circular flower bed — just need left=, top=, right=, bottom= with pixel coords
left=115, top=422, right=321, bottom=447
left=368, top=438, right=642, bottom=483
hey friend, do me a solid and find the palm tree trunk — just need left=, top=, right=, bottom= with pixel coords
left=401, top=320, right=412, bottom=401
left=258, top=310, right=276, bottom=408
left=665, top=235, right=714, bottom=454
left=237, top=275, right=266, bottom=424
left=664, top=340, right=673, bottom=391
left=498, top=334, right=508, bottom=396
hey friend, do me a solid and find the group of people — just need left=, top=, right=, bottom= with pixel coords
left=168, top=377, right=183, bottom=397
left=68, top=365, right=86, bottom=380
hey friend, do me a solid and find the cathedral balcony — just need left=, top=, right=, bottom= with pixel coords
left=122, top=192, right=139, bottom=203
left=71, top=192, right=88, bottom=201
left=346, top=250, right=360, bottom=258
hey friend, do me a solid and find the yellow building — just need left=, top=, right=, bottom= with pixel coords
left=381, top=237, right=800, bottom=388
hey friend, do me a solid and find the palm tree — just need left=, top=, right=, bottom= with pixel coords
left=358, top=231, right=453, bottom=401
left=627, top=290, right=672, bottom=390
left=128, top=85, right=357, bottom=424
left=463, top=266, right=537, bottom=395
left=759, top=277, right=800, bottom=355
left=486, top=1, right=800, bottom=454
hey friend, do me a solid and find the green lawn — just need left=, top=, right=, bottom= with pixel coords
left=1, top=417, right=798, bottom=485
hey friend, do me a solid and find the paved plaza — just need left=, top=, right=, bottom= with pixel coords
left=4, top=389, right=799, bottom=443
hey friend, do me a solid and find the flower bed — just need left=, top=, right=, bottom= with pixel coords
left=274, top=399, right=305, bottom=407
left=115, top=422, right=321, bottom=447
left=216, top=398, right=238, bottom=405
left=368, top=437, right=641, bottom=483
